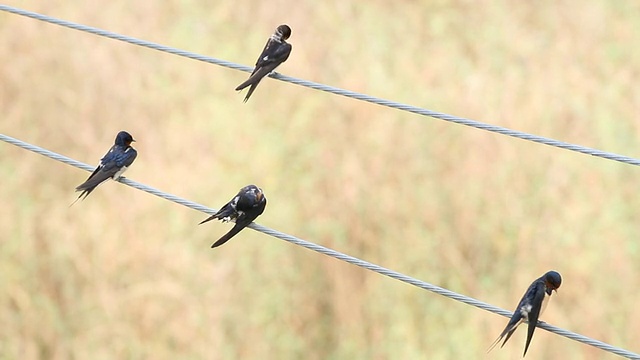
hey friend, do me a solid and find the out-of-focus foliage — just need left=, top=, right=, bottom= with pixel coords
left=1, top=1, right=639, bottom=359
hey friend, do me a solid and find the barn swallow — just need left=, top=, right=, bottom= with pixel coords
left=235, top=24, right=292, bottom=102
left=199, top=185, right=267, bottom=248
left=489, top=270, right=562, bottom=357
left=73, top=131, right=137, bottom=203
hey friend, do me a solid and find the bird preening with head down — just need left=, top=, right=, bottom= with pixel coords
left=199, top=185, right=267, bottom=248
left=72, top=130, right=137, bottom=204
left=235, top=24, right=292, bottom=102
left=488, top=270, right=562, bottom=357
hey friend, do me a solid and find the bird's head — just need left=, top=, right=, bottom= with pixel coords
left=253, top=186, right=264, bottom=202
left=115, top=131, right=136, bottom=146
left=543, top=270, right=562, bottom=294
left=275, top=25, right=291, bottom=41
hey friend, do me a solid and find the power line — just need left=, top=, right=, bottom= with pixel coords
left=1, top=132, right=638, bottom=359
left=1, top=4, right=640, bottom=169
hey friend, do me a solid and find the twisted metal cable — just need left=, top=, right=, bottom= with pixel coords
left=1, top=133, right=638, bottom=359
left=1, top=4, right=640, bottom=168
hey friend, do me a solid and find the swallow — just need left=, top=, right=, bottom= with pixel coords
left=488, top=270, right=562, bottom=357
left=235, top=24, right=292, bottom=102
left=199, top=185, right=267, bottom=248
left=73, top=131, right=137, bottom=203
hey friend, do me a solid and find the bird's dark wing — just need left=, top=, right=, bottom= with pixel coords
left=235, top=42, right=292, bottom=102
left=523, top=282, right=546, bottom=357
left=488, top=280, right=539, bottom=353
left=253, top=39, right=273, bottom=65
left=80, top=163, right=104, bottom=188
left=488, top=309, right=524, bottom=352
left=97, top=146, right=137, bottom=177
left=236, top=65, right=276, bottom=102
left=199, top=201, right=237, bottom=225
left=255, top=42, right=291, bottom=68
left=115, top=147, right=137, bottom=168
left=75, top=167, right=116, bottom=193
left=77, top=145, right=116, bottom=188
left=235, top=40, right=275, bottom=91
left=72, top=164, right=104, bottom=202
left=210, top=216, right=253, bottom=248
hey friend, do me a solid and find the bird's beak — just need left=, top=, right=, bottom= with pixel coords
left=131, top=139, right=136, bottom=142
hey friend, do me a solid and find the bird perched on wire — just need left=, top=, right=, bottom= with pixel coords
left=235, top=24, right=292, bottom=102
left=488, top=270, right=562, bottom=357
left=199, top=185, right=267, bottom=248
left=73, top=130, right=137, bottom=204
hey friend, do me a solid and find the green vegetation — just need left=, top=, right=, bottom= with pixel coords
left=1, top=1, right=639, bottom=359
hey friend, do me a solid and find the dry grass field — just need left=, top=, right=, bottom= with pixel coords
left=2, top=1, right=640, bottom=359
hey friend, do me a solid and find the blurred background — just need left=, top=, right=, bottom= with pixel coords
left=1, top=1, right=640, bottom=359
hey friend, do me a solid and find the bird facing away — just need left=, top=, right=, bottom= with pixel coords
left=488, top=270, right=562, bottom=357
left=235, top=24, right=292, bottom=102
left=199, top=185, right=267, bottom=248
left=73, top=131, right=137, bottom=203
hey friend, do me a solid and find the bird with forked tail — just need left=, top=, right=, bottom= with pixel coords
left=235, top=24, right=292, bottom=102
left=488, top=270, right=562, bottom=357
left=199, top=185, right=267, bottom=248
left=73, top=130, right=137, bottom=204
